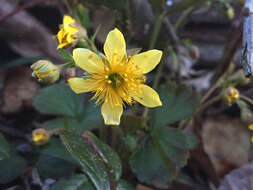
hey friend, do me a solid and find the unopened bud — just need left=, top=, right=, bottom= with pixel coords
left=224, top=87, right=240, bottom=105
left=32, top=128, right=50, bottom=146
left=226, top=6, right=235, bottom=20
left=31, top=60, right=60, bottom=84
left=229, top=70, right=250, bottom=85
left=188, top=45, right=200, bottom=60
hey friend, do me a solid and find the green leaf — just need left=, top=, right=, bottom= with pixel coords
left=130, top=137, right=176, bottom=184
left=152, top=127, right=189, bottom=166
left=60, top=127, right=116, bottom=190
left=150, top=82, right=200, bottom=128
left=76, top=4, right=91, bottom=28
left=36, top=155, right=74, bottom=178
left=117, top=180, right=135, bottom=190
left=86, top=132, right=122, bottom=180
left=40, top=137, right=78, bottom=165
left=81, top=0, right=127, bottom=9
left=0, top=153, right=27, bottom=184
left=42, top=101, right=102, bottom=132
left=80, top=101, right=102, bottom=130
left=130, top=126, right=198, bottom=184
left=33, top=82, right=84, bottom=117
left=50, top=174, right=95, bottom=190
left=0, top=133, right=10, bottom=160
left=58, top=49, right=75, bottom=66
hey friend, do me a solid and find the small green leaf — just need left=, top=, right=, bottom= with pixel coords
left=36, top=155, right=74, bottom=178
left=58, top=49, right=75, bottom=66
left=51, top=174, right=95, bottom=190
left=33, top=82, right=84, bottom=117
left=130, top=137, right=176, bottom=184
left=60, top=127, right=112, bottom=190
left=76, top=4, right=91, bottom=28
left=150, top=82, right=200, bottom=128
left=0, top=133, right=10, bottom=160
left=0, top=153, right=27, bottom=184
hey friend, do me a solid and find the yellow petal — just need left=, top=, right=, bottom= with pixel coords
left=104, top=28, right=126, bottom=64
left=63, top=15, right=76, bottom=25
left=101, top=102, right=123, bottom=125
left=73, top=48, right=102, bottom=73
left=68, top=77, right=91, bottom=94
left=133, top=84, right=162, bottom=108
left=132, top=50, right=162, bottom=74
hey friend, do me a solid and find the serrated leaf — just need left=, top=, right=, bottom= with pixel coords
left=58, top=49, right=75, bottom=66
left=152, top=126, right=197, bottom=166
left=0, top=133, right=10, bottom=160
left=36, top=155, right=74, bottom=178
left=185, top=132, right=198, bottom=149
left=60, top=127, right=113, bottom=190
left=130, top=126, right=198, bottom=184
left=50, top=174, right=95, bottom=190
left=130, top=137, right=176, bottom=184
left=42, top=101, right=101, bottom=132
left=33, top=82, right=84, bottom=117
left=0, top=153, right=27, bottom=184
left=150, top=82, right=200, bottom=128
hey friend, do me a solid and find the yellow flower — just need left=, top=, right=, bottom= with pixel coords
left=224, top=87, right=239, bottom=105
left=249, top=124, right=253, bottom=131
left=68, top=28, right=162, bottom=125
left=57, top=15, right=87, bottom=49
left=31, top=60, right=60, bottom=83
left=32, top=128, right=50, bottom=146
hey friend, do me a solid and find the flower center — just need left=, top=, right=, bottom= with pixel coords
left=108, top=73, right=124, bottom=89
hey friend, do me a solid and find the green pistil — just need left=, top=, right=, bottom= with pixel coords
left=108, top=73, right=124, bottom=88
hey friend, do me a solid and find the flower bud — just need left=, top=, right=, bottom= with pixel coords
left=224, top=87, right=240, bottom=105
left=31, top=60, right=60, bottom=83
left=32, top=128, right=50, bottom=146
left=188, top=45, right=200, bottom=60
left=226, top=6, right=235, bottom=20
left=228, top=70, right=250, bottom=85
left=56, top=15, right=87, bottom=49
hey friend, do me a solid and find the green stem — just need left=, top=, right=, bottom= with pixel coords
left=174, top=6, right=195, bottom=32
left=240, top=95, right=253, bottom=106
left=60, top=62, right=75, bottom=69
left=197, top=95, right=222, bottom=114
left=149, top=12, right=166, bottom=49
